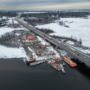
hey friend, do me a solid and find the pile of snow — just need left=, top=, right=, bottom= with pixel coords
left=0, top=45, right=26, bottom=58
left=8, top=19, right=18, bottom=24
left=66, top=41, right=74, bottom=45
left=2, top=16, right=7, bottom=19
left=8, top=19, right=12, bottom=24
left=14, top=20, right=18, bottom=24
left=15, top=33, right=21, bottom=36
left=36, top=17, right=90, bottom=47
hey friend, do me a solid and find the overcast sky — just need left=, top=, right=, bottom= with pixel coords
left=0, top=0, right=90, bottom=10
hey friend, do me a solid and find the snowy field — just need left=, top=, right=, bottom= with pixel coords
left=0, top=45, right=26, bottom=58
left=0, top=27, right=28, bottom=36
left=0, top=20, right=28, bottom=58
left=0, top=27, right=27, bottom=58
left=36, top=17, right=90, bottom=47
left=0, top=27, right=15, bottom=36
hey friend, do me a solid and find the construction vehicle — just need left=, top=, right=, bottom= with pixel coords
left=30, top=53, right=33, bottom=58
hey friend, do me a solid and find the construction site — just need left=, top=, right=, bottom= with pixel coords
left=14, top=28, right=77, bottom=74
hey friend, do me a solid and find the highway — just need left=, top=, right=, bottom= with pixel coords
left=16, top=15, right=90, bottom=68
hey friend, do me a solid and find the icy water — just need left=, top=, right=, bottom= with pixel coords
left=0, top=58, right=90, bottom=90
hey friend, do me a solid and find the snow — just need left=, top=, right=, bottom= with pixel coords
left=8, top=18, right=18, bottom=24
left=47, top=46, right=60, bottom=58
left=66, top=41, right=74, bottom=45
left=88, top=15, right=90, bottom=19
left=14, top=20, right=18, bottom=24
left=59, top=50, right=67, bottom=56
left=16, top=33, right=21, bottom=36
left=0, top=27, right=15, bottom=36
left=2, top=16, right=7, bottom=19
left=0, top=27, right=27, bottom=36
left=0, top=24, right=28, bottom=58
left=66, top=43, right=90, bottom=54
left=36, top=17, right=90, bottom=47
left=0, top=45, right=26, bottom=58
left=37, top=36, right=50, bottom=45
left=76, top=47, right=90, bottom=54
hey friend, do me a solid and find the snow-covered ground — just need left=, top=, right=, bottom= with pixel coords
left=0, top=27, right=15, bottom=36
left=36, top=17, right=90, bottom=47
left=0, top=45, right=26, bottom=58
left=37, top=36, right=50, bottom=45
left=0, top=27, right=28, bottom=36
left=0, top=18, right=28, bottom=58
left=0, top=27, right=27, bottom=58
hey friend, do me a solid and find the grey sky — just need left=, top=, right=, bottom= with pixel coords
left=0, top=0, right=90, bottom=10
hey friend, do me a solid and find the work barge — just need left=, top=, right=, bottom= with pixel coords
left=15, top=29, right=77, bottom=74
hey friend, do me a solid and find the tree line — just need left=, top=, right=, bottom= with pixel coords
left=0, top=32, right=20, bottom=48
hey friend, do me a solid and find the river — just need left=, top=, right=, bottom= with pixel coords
left=0, top=58, right=90, bottom=90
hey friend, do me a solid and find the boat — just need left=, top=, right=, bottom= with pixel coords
left=30, top=60, right=45, bottom=66
left=56, top=66, right=61, bottom=71
left=60, top=64, right=66, bottom=74
left=55, top=63, right=61, bottom=71
left=30, top=62, right=38, bottom=66
left=51, top=63, right=61, bottom=71
left=61, top=68, right=66, bottom=74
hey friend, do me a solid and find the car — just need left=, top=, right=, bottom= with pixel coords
left=49, top=37, right=52, bottom=40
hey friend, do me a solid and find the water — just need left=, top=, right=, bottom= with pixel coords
left=0, top=58, right=90, bottom=90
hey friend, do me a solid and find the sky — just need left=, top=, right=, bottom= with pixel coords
left=0, top=0, right=90, bottom=10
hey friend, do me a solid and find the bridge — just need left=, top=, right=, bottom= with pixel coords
left=16, top=13, right=90, bottom=68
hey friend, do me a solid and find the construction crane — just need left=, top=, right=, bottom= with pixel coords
left=43, top=29, right=46, bottom=40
